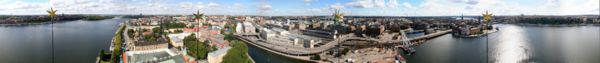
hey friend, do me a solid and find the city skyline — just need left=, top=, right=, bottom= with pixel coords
left=0, top=0, right=598, bottom=16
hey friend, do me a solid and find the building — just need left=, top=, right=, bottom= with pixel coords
left=298, top=22, right=307, bottom=30
left=207, top=47, right=232, bottom=63
left=132, top=42, right=169, bottom=51
left=125, top=48, right=183, bottom=63
left=208, top=34, right=230, bottom=49
left=243, top=22, right=256, bottom=33
left=173, top=16, right=189, bottom=21
left=167, top=33, right=192, bottom=47
left=260, top=28, right=276, bottom=40
left=235, top=22, right=244, bottom=33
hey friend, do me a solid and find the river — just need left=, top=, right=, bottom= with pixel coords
left=0, top=19, right=123, bottom=63
left=403, top=24, right=600, bottom=63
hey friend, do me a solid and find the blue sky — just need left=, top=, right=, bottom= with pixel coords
left=0, top=0, right=598, bottom=16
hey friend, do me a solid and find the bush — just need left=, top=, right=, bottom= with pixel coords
left=310, top=55, right=321, bottom=60
left=98, top=50, right=110, bottom=61
left=174, top=30, right=183, bottom=33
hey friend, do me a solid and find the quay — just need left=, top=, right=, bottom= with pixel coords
left=235, top=35, right=324, bottom=63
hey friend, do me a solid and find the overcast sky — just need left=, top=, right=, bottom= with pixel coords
left=0, top=0, right=598, bottom=16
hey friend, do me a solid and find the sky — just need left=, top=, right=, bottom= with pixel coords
left=0, top=0, right=598, bottom=16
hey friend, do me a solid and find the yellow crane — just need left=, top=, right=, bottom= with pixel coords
left=333, top=9, right=344, bottom=23
left=482, top=11, right=493, bottom=24
left=47, top=7, right=58, bottom=18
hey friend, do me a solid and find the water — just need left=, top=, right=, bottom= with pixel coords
left=0, top=19, right=124, bottom=63
left=247, top=44, right=309, bottom=63
left=404, top=24, right=600, bottom=63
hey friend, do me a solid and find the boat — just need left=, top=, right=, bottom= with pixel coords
left=395, top=55, right=407, bottom=63
left=401, top=47, right=416, bottom=55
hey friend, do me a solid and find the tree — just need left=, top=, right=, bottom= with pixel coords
left=152, top=27, right=162, bottom=34
left=127, top=29, right=134, bottom=38
left=310, top=55, right=321, bottom=60
left=183, top=34, right=209, bottom=59
left=110, top=25, right=125, bottom=63
left=223, top=33, right=236, bottom=41
left=174, top=30, right=183, bottom=33
left=221, top=40, right=251, bottom=63
left=98, top=50, right=110, bottom=61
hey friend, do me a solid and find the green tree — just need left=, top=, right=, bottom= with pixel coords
left=110, top=25, right=125, bottom=63
left=98, top=50, right=110, bottom=61
left=127, top=29, right=134, bottom=38
left=183, top=34, right=209, bottom=59
left=221, top=40, right=252, bottom=63
left=310, top=55, right=321, bottom=60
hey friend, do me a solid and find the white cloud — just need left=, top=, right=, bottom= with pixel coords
left=179, top=2, right=194, bottom=10
left=11, top=1, right=44, bottom=10
left=346, top=0, right=375, bottom=8
left=304, top=0, right=315, bottom=5
left=260, top=4, right=272, bottom=11
left=0, top=0, right=9, bottom=3
left=346, top=0, right=401, bottom=8
left=387, top=0, right=399, bottom=8
left=208, top=3, right=219, bottom=8
left=330, top=3, right=344, bottom=10
left=0, top=0, right=597, bottom=15
left=402, top=2, right=413, bottom=9
left=261, top=5, right=272, bottom=9
left=374, top=0, right=385, bottom=7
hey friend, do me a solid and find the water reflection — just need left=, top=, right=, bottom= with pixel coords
left=493, top=25, right=531, bottom=63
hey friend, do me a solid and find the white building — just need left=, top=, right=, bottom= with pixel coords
left=207, top=47, right=232, bottom=63
left=260, top=28, right=276, bottom=40
left=270, top=28, right=289, bottom=36
left=173, top=16, right=189, bottom=21
left=243, top=22, right=255, bottom=33
left=235, top=22, right=243, bottom=33
left=167, top=33, right=192, bottom=47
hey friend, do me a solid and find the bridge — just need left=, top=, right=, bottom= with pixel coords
left=237, top=30, right=451, bottom=54
left=235, top=30, right=452, bottom=62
